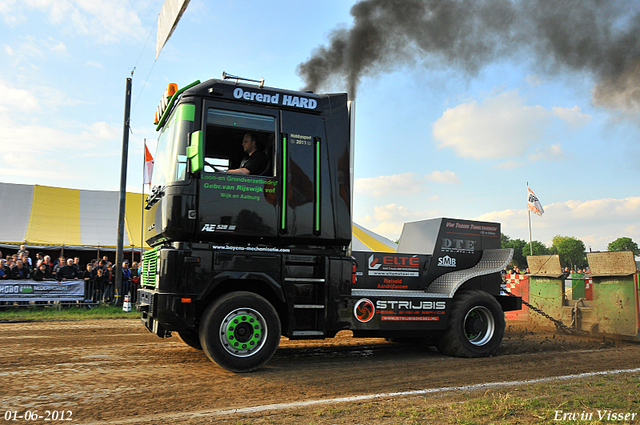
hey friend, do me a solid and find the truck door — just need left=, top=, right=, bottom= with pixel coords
left=197, top=103, right=280, bottom=241
left=280, top=110, right=327, bottom=240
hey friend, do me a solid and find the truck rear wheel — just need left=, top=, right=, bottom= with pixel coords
left=199, top=291, right=281, bottom=373
left=176, top=330, right=202, bottom=350
left=437, top=290, right=505, bottom=358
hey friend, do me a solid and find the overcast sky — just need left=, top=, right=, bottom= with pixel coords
left=1, top=0, right=639, bottom=252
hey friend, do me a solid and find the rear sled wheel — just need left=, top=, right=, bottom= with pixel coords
left=437, top=290, right=505, bottom=357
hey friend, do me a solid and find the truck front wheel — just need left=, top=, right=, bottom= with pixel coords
left=437, top=290, right=505, bottom=358
left=199, top=291, right=281, bottom=372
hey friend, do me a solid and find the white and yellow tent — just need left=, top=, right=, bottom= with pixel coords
left=0, top=182, right=396, bottom=253
left=351, top=222, right=397, bottom=253
left=0, top=182, right=147, bottom=250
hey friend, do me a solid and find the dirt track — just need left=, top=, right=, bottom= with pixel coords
left=1, top=319, right=639, bottom=424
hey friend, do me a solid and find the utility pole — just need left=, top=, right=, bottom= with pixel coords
left=115, top=74, right=133, bottom=305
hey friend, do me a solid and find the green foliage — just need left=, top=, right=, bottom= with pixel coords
left=501, top=233, right=511, bottom=247
left=607, top=237, right=640, bottom=256
left=551, top=235, right=587, bottom=269
left=501, top=233, right=527, bottom=268
left=523, top=240, right=550, bottom=257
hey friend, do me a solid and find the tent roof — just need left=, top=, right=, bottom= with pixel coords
left=0, top=182, right=146, bottom=250
left=352, top=222, right=397, bottom=253
left=0, top=183, right=33, bottom=245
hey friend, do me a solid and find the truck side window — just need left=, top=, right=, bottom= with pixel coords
left=205, top=108, right=276, bottom=176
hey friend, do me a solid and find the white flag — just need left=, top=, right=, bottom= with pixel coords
left=527, top=187, right=544, bottom=216
left=156, top=0, right=191, bottom=59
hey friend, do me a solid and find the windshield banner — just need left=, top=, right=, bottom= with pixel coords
left=0, top=280, right=84, bottom=302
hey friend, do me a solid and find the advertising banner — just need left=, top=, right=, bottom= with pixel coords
left=0, top=280, right=84, bottom=302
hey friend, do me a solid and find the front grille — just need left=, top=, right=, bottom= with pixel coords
left=142, top=248, right=158, bottom=288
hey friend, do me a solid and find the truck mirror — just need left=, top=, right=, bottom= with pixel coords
left=187, top=130, right=204, bottom=174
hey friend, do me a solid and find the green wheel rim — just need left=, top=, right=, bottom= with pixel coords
left=220, top=307, right=267, bottom=357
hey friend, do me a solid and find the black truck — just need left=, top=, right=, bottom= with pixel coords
left=138, top=73, right=520, bottom=372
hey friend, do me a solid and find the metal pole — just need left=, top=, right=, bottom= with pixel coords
left=528, top=209, right=533, bottom=256
left=527, top=182, right=533, bottom=256
left=115, top=75, right=133, bottom=305
left=140, top=139, right=146, bottom=265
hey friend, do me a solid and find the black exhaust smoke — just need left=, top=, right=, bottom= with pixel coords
left=297, top=0, right=640, bottom=114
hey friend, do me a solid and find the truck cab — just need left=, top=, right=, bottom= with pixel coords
left=144, top=77, right=352, bottom=249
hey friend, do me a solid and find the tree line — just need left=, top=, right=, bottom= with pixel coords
left=501, top=235, right=640, bottom=270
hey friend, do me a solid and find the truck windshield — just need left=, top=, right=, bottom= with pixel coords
left=151, top=104, right=194, bottom=187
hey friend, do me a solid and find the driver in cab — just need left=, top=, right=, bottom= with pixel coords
left=226, top=133, right=267, bottom=175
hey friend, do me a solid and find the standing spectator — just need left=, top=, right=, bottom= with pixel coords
left=12, top=258, right=29, bottom=306
left=103, top=264, right=114, bottom=304
left=53, top=256, right=65, bottom=279
left=12, top=260, right=30, bottom=279
left=98, top=259, right=108, bottom=273
left=89, top=259, right=98, bottom=274
left=82, top=264, right=94, bottom=302
left=20, top=253, right=32, bottom=275
left=121, top=260, right=132, bottom=298
left=35, top=252, right=44, bottom=267
left=22, top=250, right=32, bottom=266
left=0, top=259, right=7, bottom=306
left=94, top=268, right=106, bottom=303
left=0, top=259, right=8, bottom=279
left=5, top=257, right=15, bottom=273
left=73, top=257, right=81, bottom=275
left=57, top=258, right=79, bottom=281
left=31, top=263, right=50, bottom=306
left=32, top=263, right=49, bottom=281
left=130, top=261, right=140, bottom=303
left=40, top=256, right=54, bottom=278
left=17, top=244, right=27, bottom=257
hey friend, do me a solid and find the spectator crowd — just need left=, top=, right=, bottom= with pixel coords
left=0, top=245, right=141, bottom=304
left=501, top=266, right=592, bottom=277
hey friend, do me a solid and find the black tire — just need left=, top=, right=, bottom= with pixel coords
left=199, top=291, right=281, bottom=372
left=437, top=290, right=505, bottom=358
left=176, top=330, right=203, bottom=350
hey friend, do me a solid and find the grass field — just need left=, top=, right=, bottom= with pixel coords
left=0, top=303, right=140, bottom=321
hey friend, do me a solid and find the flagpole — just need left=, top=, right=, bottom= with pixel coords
left=140, top=139, right=147, bottom=264
left=528, top=209, right=533, bottom=256
left=527, top=182, right=533, bottom=256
